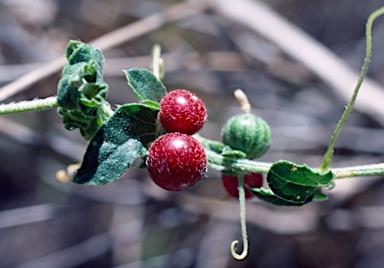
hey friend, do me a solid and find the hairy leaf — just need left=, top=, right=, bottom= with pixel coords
left=66, top=40, right=104, bottom=69
left=57, top=41, right=109, bottom=139
left=267, top=160, right=333, bottom=204
left=124, top=68, right=167, bottom=102
left=73, top=103, right=159, bottom=185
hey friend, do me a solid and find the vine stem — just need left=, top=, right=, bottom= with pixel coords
left=231, top=173, right=248, bottom=260
left=195, top=134, right=384, bottom=179
left=0, top=96, right=114, bottom=122
left=320, top=7, right=384, bottom=173
left=0, top=96, right=59, bottom=114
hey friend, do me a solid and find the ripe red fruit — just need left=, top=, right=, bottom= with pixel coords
left=146, top=132, right=207, bottom=191
left=221, top=173, right=263, bottom=199
left=159, top=89, right=207, bottom=135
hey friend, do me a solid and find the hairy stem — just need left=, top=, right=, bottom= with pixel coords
left=195, top=134, right=384, bottom=179
left=0, top=96, right=59, bottom=114
left=332, top=163, right=384, bottom=178
left=320, top=7, right=384, bottom=172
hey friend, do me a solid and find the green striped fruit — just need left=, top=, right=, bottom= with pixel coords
left=221, top=114, right=271, bottom=159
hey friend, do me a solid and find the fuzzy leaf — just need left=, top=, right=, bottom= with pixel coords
left=57, top=41, right=109, bottom=139
left=124, top=68, right=167, bottom=102
left=73, top=103, right=159, bottom=185
left=66, top=40, right=105, bottom=69
left=267, top=160, right=333, bottom=204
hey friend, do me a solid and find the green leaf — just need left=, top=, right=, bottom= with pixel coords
left=248, top=187, right=313, bottom=206
left=124, top=68, right=167, bottom=102
left=312, top=188, right=329, bottom=201
left=58, top=59, right=107, bottom=110
left=248, top=186, right=327, bottom=206
left=267, top=160, right=334, bottom=204
left=141, top=100, right=161, bottom=110
left=57, top=108, right=101, bottom=140
left=57, top=41, right=110, bottom=140
left=66, top=40, right=105, bottom=68
left=73, top=103, right=159, bottom=185
left=57, top=61, right=109, bottom=139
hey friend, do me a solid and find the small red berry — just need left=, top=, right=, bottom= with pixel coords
left=221, top=173, right=263, bottom=199
left=146, top=132, right=207, bottom=191
left=159, top=89, right=207, bottom=135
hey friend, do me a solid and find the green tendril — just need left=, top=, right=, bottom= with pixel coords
left=320, top=6, right=384, bottom=173
left=231, top=173, right=249, bottom=260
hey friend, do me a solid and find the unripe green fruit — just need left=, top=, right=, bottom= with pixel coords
left=221, top=113, right=272, bottom=159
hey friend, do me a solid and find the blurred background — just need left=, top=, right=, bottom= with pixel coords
left=1, top=0, right=384, bottom=267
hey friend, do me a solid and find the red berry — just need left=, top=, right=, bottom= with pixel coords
left=221, top=173, right=263, bottom=199
left=159, top=89, right=207, bottom=135
left=146, top=133, right=207, bottom=191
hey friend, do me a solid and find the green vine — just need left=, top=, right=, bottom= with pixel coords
left=195, top=134, right=384, bottom=179
left=0, top=6, right=384, bottom=262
